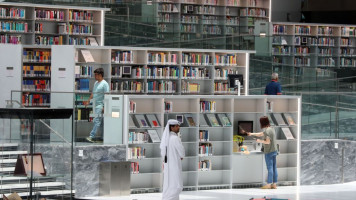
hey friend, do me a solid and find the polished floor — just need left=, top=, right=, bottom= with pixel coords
left=82, top=181, right=356, bottom=200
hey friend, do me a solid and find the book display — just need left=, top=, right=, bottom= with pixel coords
left=0, top=2, right=109, bottom=45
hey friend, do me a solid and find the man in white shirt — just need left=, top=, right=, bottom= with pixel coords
left=160, top=119, right=185, bottom=200
left=85, top=68, right=109, bottom=143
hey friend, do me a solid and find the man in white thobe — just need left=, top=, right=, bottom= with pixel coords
left=160, top=119, right=185, bottom=200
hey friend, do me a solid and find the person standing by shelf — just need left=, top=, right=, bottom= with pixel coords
left=84, top=68, right=109, bottom=143
left=160, top=119, right=185, bottom=200
left=265, top=73, right=282, bottom=95
left=248, top=116, right=278, bottom=189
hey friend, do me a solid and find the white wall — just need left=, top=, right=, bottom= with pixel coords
left=272, top=0, right=302, bottom=22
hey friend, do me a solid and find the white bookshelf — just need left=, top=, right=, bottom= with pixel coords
left=256, top=22, right=356, bottom=77
left=0, top=2, right=109, bottom=46
left=123, top=95, right=300, bottom=192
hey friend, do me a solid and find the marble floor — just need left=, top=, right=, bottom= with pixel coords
left=80, top=181, right=356, bottom=200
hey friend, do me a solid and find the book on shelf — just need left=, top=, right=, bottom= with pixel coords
left=75, top=65, right=92, bottom=78
left=130, top=100, right=136, bottom=113
left=147, top=52, right=178, bottom=64
left=199, top=114, right=209, bottom=127
left=281, top=127, right=294, bottom=140
left=128, top=131, right=149, bottom=144
left=0, top=8, right=26, bottom=19
left=22, top=93, right=50, bottom=107
left=283, top=113, right=296, bottom=126
left=23, top=65, right=51, bottom=77
left=135, top=114, right=150, bottom=128
left=146, top=114, right=160, bottom=128
left=112, top=50, right=133, bottom=63
left=127, top=147, right=146, bottom=159
left=199, top=130, right=209, bottom=142
left=199, top=143, right=213, bottom=156
left=198, top=159, right=212, bottom=171
left=147, top=129, right=161, bottom=143
left=200, top=100, right=216, bottom=112
left=207, top=113, right=220, bottom=127
left=273, top=113, right=287, bottom=126
left=0, top=34, right=21, bottom=44
left=35, top=9, right=65, bottom=21
left=81, top=50, right=95, bottom=63
left=131, top=162, right=139, bottom=174
left=35, top=36, right=63, bottom=45
left=129, top=115, right=137, bottom=128
left=217, top=113, right=231, bottom=127
left=23, top=50, right=51, bottom=62
left=75, top=108, right=90, bottom=121
left=165, top=101, right=173, bottom=113
left=184, top=114, right=196, bottom=127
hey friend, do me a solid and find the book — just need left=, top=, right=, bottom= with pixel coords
left=199, top=114, right=209, bottom=127
left=217, top=113, right=231, bottom=127
left=135, top=114, right=149, bottom=128
left=146, top=114, right=160, bottom=128
left=129, top=115, right=136, bottom=128
left=81, top=50, right=95, bottom=63
left=273, top=113, right=287, bottom=126
left=283, top=113, right=296, bottom=126
left=147, top=129, right=160, bottom=143
left=281, top=127, right=294, bottom=140
left=207, top=114, right=220, bottom=127
left=184, top=114, right=196, bottom=127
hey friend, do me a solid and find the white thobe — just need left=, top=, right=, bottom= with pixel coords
left=162, top=132, right=185, bottom=200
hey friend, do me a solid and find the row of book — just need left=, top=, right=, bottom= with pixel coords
left=199, top=143, right=213, bottom=156
left=341, top=38, right=353, bottom=46
left=227, top=0, right=240, bottom=6
left=181, top=15, right=199, bottom=24
left=340, top=58, right=356, bottom=67
left=215, top=54, right=238, bottom=66
left=341, top=27, right=356, bottom=37
left=75, top=93, right=90, bottom=106
left=0, top=21, right=28, bottom=32
left=341, top=48, right=354, bottom=56
left=182, top=67, right=209, bottom=79
left=225, top=27, right=238, bottom=34
left=35, top=10, right=65, bottom=21
left=240, top=8, right=267, bottom=17
left=159, top=13, right=173, bottom=23
left=200, top=101, right=216, bottom=112
left=199, top=130, right=209, bottom=142
left=214, top=82, right=230, bottom=93
left=199, top=160, right=212, bottom=171
left=226, top=17, right=239, bottom=25
left=318, top=58, right=335, bottom=66
left=181, top=53, right=212, bottom=66
left=181, top=81, right=200, bottom=93
left=273, top=25, right=287, bottom=35
left=181, top=24, right=196, bottom=33
left=147, top=81, right=177, bottom=93
left=165, top=101, right=173, bottom=113
left=200, top=113, right=231, bottom=127
left=131, top=162, right=139, bottom=174
left=111, top=51, right=133, bottom=63
left=75, top=65, right=93, bottom=78
left=158, top=4, right=178, bottom=12
left=272, top=46, right=291, bottom=55
left=318, top=38, right=334, bottom=46
left=23, top=65, right=51, bottom=77
left=75, top=108, right=91, bottom=121
left=319, top=48, right=333, bottom=55
left=294, top=47, right=310, bottom=54
left=318, top=27, right=333, bottom=35
left=158, top=24, right=169, bottom=33
left=75, top=79, right=90, bottom=92
left=35, top=23, right=43, bottom=33
left=69, top=24, right=92, bottom=35
left=22, top=80, right=50, bottom=91
left=35, top=36, right=64, bottom=45
left=0, top=8, right=25, bottom=19
left=128, top=131, right=150, bottom=144
left=69, top=10, right=94, bottom=22
left=295, top=26, right=311, bottom=35
left=129, top=114, right=161, bottom=129
left=111, top=81, right=144, bottom=93
left=111, top=66, right=144, bottom=78
left=203, top=0, right=218, bottom=5
left=129, top=100, right=137, bottom=113
left=294, top=57, right=310, bottom=66
left=147, top=66, right=179, bottom=79
left=127, top=147, right=146, bottom=159
left=202, top=16, right=218, bottom=25
left=22, top=93, right=50, bottom=107
left=23, top=50, right=51, bottom=63
left=215, top=68, right=238, bottom=80
left=0, top=34, right=21, bottom=44
left=203, top=25, right=222, bottom=35
left=69, top=37, right=93, bottom=45
left=147, top=52, right=178, bottom=64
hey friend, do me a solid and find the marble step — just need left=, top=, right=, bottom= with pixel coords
left=0, top=167, right=15, bottom=172
left=0, top=159, right=17, bottom=164
left=0, top=181, right=65, bottom=190
left=0, top=151, right=28, bottom=156
left=0, top=190, right=74, bottom=198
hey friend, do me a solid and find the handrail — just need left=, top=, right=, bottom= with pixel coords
left=6, top=100, right=71, bottom=145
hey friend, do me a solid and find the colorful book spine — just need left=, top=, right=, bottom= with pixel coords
left=75, top=79, right=90, bottom=92
left=127, top=147, right=146, bottom=159
left=198, top=160, right=212, bottom=171
left=147, top=66, right=179, bottom=79
left=111, top=80, right=144, bottom=93
left=164, top=101, right=173, bottom=113
left=199, top=130, right=209, bottom=142
left=0, top=21, right=28, bottom=32
left=0, top=34, right=21, bottom=44
left=182, top=67, right=209, bottom=79
left=181, top=53, right=211, bottom=65
left=111, top=51, right=133, bottom=63
left=69, top=37, right=91, bottom=45
left=69, top=10, right=93, bottom=21
left=35, top=23, right=43, bottom=33
left=75, top=65, right=93, bottom=78
left=295, top=26, right=311, bottom=35
left=35, top=10, right=65, bottom=21
left=0, top=8, right=25, bottom=19
left=22, top=80, right=50, bottom=91
left=131, top=162, right=139, bottom=174
left=200, top=101, right=216, bottom=112
left=214, top=68, right=237, bottom=80
left=23, top=50, right=51, bottom=62
left=22, top=93, right=50, bottom=107
left=147, top=52, right=178, bottom=64
left=181, top=81, right=200, bottom=93
left=69, top=24, right=92, bottom=35
left=35, top=36, right=63, bottom=45
left=23, top=65, right=51, bottom=77
left=199, top=143, right=213, bottom=156
left=215, top=54, right=237, bottom=66
left=227, top=0, right=240, bottom=6
left=128, top=132, right=149, bottom=144
left=147, top=80, right=176, bottom=93
left=203, top=25, right=222, bottom=35
left=129, top=100, right=136, bottom=113
left=214, top=82, right=229, bottom=93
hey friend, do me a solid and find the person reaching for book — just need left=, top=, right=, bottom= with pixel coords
left=247, top=116, right=278, bottom=189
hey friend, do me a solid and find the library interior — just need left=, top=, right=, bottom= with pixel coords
left=0, top=0, right=355, bottom=200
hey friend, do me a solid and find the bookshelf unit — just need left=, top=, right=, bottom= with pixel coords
left=150, top=0, right=271, bottom=48
left=123, top=95, right=300, bottom=192
left=257, top=22, right=356, bottom=78
left=0, top=2, right=109, bottom=46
